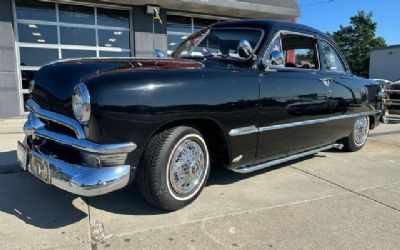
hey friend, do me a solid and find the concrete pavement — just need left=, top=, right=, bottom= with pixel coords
left=0, top=118, right=399, bottom=249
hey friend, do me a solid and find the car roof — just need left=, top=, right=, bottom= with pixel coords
left=213, top=19, right=327, bottom=38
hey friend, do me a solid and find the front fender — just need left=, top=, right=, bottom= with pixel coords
left=85, top=68, right=259, bottom=168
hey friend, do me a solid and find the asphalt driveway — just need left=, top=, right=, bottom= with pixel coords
left=0, top=118, right=399, bottom=250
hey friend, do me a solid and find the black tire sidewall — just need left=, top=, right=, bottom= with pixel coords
left=152, top=126, right=210, bottom=210
left=343, top=116, right=369, bottom=152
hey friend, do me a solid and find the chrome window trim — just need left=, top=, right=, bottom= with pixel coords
left=229, top=110, right=381, bottom=136
left=318, top=38, right=350, bottom=74
left=280, top=30, right=316, bottom=39
left=26, top=99, right=86, bottom=139
left=261, top=29, right=320, bottom=71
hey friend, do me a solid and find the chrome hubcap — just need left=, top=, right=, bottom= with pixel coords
left=354, top=116, right=369, bottom=146
left=169, top=138, right=206, bottom=196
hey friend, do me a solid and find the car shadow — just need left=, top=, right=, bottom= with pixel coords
left=0, top=153, right=326, bottom=226
left=0, top=150, right=22, bottom=174
left=87, top=184, right=168, bottom=216
left=207, top=154, right=322, bottom=186
left=0, top=172, right=87, bottom=229
left=88, top=154, right=321, bottom=215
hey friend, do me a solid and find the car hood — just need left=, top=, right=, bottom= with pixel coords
left=56, top=57, right=203, bottom=71
left=30, top=58, right=203, bottom=116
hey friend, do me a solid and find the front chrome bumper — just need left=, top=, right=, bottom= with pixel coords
left=18, top=99, right=137, bottom=196
left=17, top=141, right=131, bottom=196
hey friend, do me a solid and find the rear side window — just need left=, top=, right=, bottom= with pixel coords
left=265, top=33, right=319, bottom=70
left=320, top=40, right=346, bottom=73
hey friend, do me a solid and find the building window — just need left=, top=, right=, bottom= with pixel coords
left=167, top=15, right=220, bottom=55
left=13, top=0, right=132, bottom=114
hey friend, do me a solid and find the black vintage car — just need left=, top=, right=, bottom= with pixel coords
left=18, top=20, right=382, bottom=211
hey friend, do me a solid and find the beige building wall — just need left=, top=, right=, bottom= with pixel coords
left=370, top=45, right=400, bottom=82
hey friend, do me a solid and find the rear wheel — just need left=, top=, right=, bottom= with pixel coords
left=138, top=126, right=210, bottom=211
left=341, top=116, right=369, bottom=152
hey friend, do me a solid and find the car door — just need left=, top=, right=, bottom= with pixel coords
left=318, top=39, right=366, bottom=141
left=256, top=30, right=334, bottom=163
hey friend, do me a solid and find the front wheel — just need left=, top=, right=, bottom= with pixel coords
left=340, top=116, right=369, bottom=152
left=138, top=126, right=210, bottom=211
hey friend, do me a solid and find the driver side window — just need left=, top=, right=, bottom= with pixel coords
left=264, top=32, right=319, bottom=70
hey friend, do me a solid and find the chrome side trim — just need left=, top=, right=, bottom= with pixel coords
left=26, top=99, right=86, bottom=139
left=232, top=143, right=343, bottom=174
left=24, top=112, right=137, bottom=155
left=229, top=110, right=381, bottom=136
left=259, top=111, right=381, bottom=132
left=229, top=125, right=258, bottom=136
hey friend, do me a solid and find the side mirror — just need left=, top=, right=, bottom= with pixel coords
left=237, top=40, right=255, bottom=60
left=153, top=49, right=166, bottom=58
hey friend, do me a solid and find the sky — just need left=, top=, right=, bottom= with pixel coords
left=297, top=0, right=400, bottom=45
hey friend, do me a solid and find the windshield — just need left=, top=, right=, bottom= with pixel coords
left=173, top=28, right=263, bottom=59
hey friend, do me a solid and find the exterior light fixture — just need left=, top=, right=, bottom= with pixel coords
left=146, top=5, right=160, bottom=15
left=72, top=83, right=91, bottom=125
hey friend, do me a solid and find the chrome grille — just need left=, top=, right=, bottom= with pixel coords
left=24, top=99, right=137, bottom=168
left=26, top=99, right=85, bottom=139
left=40, top=118, right=77, bottom=138
left=383, top=84, right=400, bottom=120
left=389, top=84, right=400, bottom=91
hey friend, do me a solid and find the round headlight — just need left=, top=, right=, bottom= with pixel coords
left=72, top=83, right=91, bottom=124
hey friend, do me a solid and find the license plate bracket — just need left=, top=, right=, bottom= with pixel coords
left=30, top=155, right=51, bottom=184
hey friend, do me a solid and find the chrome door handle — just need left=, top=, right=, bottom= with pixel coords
left=320, top=77, right=333, bottom=87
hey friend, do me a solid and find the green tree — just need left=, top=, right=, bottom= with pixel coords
left=329, top=11, right=386, bottom=77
